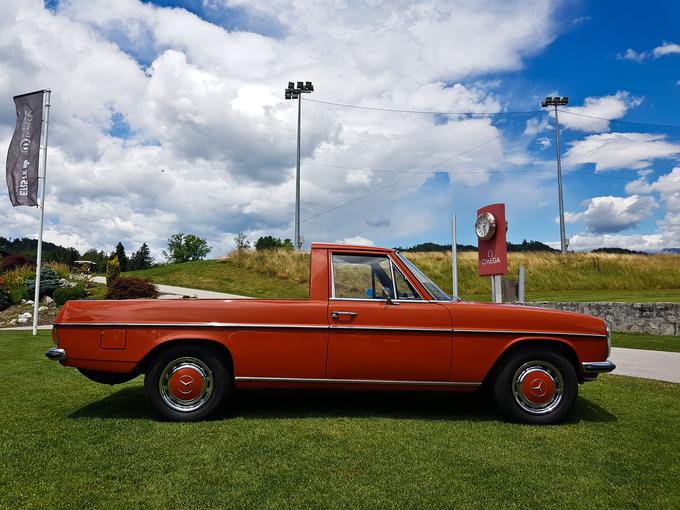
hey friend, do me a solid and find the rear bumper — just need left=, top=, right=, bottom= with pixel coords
left=45, top=348, right=67, bottom=361
left=582, top=360, right=615, bottom=380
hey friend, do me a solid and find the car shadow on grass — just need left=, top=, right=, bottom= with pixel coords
left=69, top=385, right=616, bottom=424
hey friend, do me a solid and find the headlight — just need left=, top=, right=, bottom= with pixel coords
left=605, top=320, right=612, bottom=358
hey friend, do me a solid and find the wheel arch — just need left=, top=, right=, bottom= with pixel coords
left=482, top=337, right=582, bottom=387
left=137, top=338, right=235, bottom=380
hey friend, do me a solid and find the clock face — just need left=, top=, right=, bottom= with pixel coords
left=475, top=212, right=497, bottom=241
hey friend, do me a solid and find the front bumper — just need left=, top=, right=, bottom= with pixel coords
left=582, top=360, right=616, bottom=380
left=45, top=348, right=67, bottom=361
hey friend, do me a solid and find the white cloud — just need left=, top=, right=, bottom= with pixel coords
left=0, top=0, right=572, bottom=255
left=617, top=48, right=646, bottom=63
left=564, top=195, right=657, bottom=233
left=563, top=168, right=680, bottom=251
left=564, top=132, right=680, bottom=171
left=557, top=92, right=642, bottom=132
left=538, top=137, right=551, bottom=148
left=334, top=236, right=374, bottom=246
left=558, top=233, right=665, bottom=252
left=618, top=41, right=680, bottom=62
left=653, top=42, right=680, bottom=58
left=523, top=117, right=551, bottom=136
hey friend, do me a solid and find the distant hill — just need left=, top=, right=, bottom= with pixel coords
left=661, top=248, right=680, bottom=254
left=591, top=247, right=648, bottom=255
left=0, top=237, right=81, bottom=265
left=398, top=240, right=557, bottom=253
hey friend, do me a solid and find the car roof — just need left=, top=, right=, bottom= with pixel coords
left=310, top=242, right=395, bottom=253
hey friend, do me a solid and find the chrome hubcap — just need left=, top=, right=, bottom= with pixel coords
left=159, top=357, right=213, bottom=413
left=512, top=360, right=563, bottom=415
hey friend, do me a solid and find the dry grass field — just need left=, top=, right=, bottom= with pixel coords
left=226, top=249, right=680, bottom=300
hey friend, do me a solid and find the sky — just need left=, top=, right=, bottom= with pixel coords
left=1, top=0, right=680, bottom=258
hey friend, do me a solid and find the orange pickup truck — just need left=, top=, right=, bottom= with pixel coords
left=47, top=242, right=614, bottom=424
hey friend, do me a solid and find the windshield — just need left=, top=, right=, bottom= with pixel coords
left=396, top=252, right=452, bottom=301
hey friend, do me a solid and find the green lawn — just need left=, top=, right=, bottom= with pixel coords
left=613, top=333, right=680, bottom=353
left=126, top=260, right=309, bottom=298
left=2, top=332, right=679, bottom=509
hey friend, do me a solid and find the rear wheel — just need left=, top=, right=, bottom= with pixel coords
left=144, top=345, right=230, bottom=421
left=492, top=348, right=577, bottom=425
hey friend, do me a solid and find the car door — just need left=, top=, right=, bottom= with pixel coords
left=326, top=252, right=452, bottom=382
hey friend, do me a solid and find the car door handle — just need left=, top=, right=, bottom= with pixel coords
left=331, top=311, right=358, bottom=320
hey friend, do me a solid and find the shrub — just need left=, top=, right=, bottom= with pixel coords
left=25, top=268, right=62, bottom=299
left=45, top=262, right=70, bottom=279
left=0, top=288, right=9, bottom=311
left=53, top=285, right=88, bottom=306
left=255, top=236, right=294, bottom=251
left=0, top=276, right=6, bottom=289
left=1, top=253, right=30, bottom=270
left=105, top=277, right=159, bottom=300
left=106, top=257, right=121, bottom=285
left=9, top=288, right=26, bottom=305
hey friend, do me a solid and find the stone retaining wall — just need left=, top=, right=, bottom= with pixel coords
left=524, top=302, right=679, bottom=336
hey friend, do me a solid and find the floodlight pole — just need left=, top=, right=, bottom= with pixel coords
left=295, top=94, right=301, bottom=251
left=541, top=96, right=569, bottom=255
left=285, top=81, right=314, bottom=251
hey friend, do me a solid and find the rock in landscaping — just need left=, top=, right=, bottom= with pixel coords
left=38, top=306, right=47, bottom=312
left=41, top=296, right=55, bottom=306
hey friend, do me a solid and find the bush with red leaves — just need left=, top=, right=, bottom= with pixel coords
left=1, top=253, right=30, bottom=270
left=105, top=277, right=159, bottom=300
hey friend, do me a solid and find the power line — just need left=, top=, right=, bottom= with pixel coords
left=303, top=97, right=542, bottom=116
left=301, top=134, right=503, bottom=224
left=556, top=109, right=680, bottom=129
left=302, top=96, right=680, bottom=129
left=306, top=161, right=635, bottom=180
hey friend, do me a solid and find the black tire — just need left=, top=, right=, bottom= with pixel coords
left=492, top=348, right=577, bottom=425
left=78, top=368, right=138, bottom=385
left=143, top=344, right=231, bottom=421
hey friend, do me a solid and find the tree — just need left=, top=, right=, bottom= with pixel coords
left=81, top=249, right=108, bottom=273
left=114, top=242, right=129, bottom=272
left=233, top=232, right=250, bottom=252
left=255, top=236, right=294, bottom=251
left=106, top=256, right=121, bottom=285
left=163, top=233, right=211, bottom=263
left=128, top=243, right=154, bottom=271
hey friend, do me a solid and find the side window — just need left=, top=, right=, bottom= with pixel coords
left=332, top=254, right=394, bottom=299
left=394, top=266, right=420, bottom=300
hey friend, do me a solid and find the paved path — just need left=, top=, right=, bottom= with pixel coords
left=610, top=347, right=680, bottom=384
left=91, top=276, right=248, bottom=299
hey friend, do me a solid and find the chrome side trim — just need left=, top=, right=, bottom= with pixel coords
left=582, top=361, right=616, bottom=373
left=54, top=322, right=607, bottom=338
left=54, top=322, right=329, bottom=330
left=235, top=376, right=481, bottom=387
left=45, top=348, right=67, bottom=361
left=331, top=325, right=451, bottom=333
left=453, top=328, right=608, bottom=338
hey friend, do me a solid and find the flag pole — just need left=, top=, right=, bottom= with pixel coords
left=32, top=89, right=51, bottom=336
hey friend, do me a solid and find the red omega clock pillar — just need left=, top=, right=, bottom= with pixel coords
left=476, top=203, right=508, bottom=277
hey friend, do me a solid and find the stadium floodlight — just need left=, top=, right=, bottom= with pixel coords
left=284, top=80, right=315, bottom=250
left=541, top=95, right=569, bottom=254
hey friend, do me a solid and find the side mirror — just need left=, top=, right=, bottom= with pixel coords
left=381, top=286, right=399, bottom=305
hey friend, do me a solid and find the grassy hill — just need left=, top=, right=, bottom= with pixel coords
left=127, top=250, right=680, bottom=302
left=126, top=259, right=308, bottom=298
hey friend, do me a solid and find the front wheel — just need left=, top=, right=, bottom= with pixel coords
left=144, top=345, right=230, bottom=421
left=492, top=348, right=577, bottom=425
